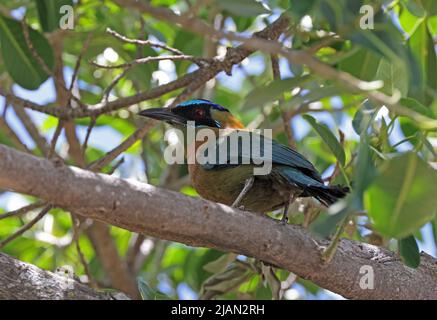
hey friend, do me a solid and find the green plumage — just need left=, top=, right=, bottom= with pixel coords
left=139, top=99, right=349, bottom=213
left=198, top=131, right=348, bottom=211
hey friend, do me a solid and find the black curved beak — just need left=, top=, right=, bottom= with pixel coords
left=138, top=108, right=186, bottom=125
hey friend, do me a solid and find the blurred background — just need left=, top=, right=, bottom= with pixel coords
left=0, top=0, right=436, bottom=300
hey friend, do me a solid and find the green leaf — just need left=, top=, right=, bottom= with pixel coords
left=303, top=114, right=345, bottom=166
left=137, top=278, right=156, bottom=300
left=0, top=126, right=15, bottom=148
left=151, top=0, right=178, bottom=6
left=349, top=20, right=413, bottom=95
left=428, top=15, right=437, bottom=34
left=408, top=19, right=437, bottom=104
left=261, top=263, right=281, bottom=300
left=365, top=152, right=437, bottom=238
left=201, top=262, right=251, bottom=298
left=401, top=0, right=426, bottom=17
left=352, top=137, right=377, bottom=207
left=399, top=97, right=434, bottom=146
left=215, top=0, right=271, bottom=17
left=352, top=100, right=378, bottom=135
left=35, top=0, right=73, bottom=32
left=338, top=48, right=381, bottom=82
left=376, top=58, right=409, bottom=97
left=137, top=278, right=170, bottom=300
left=243, top=76, right=310, bottom=109
left=203, top=253, right=237, bottom=273
left=399, top=235, right=421, bottom=268
left=173, top=30, right=203, bottom=75
left=400, top=97, right=434, bottom=117
left=314, top=137, right=374, bottom=239
left=0, top=15, right=54, bottom=90
left=423, top=0, right=437, bottom=16
left=348, top=23, right=404, bottom=60
left=289, top=0, right=317, bottom=19
left=233, top=16, right=256, bottom=32
left=399, top=4, right=425, bottom=35
left=310, top=203, right=348, bottom=238
left=293, top=85, right=341, bottom=108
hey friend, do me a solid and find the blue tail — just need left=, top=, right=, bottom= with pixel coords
left=277, top=167, right=349, bottom=206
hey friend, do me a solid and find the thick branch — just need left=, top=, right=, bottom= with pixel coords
left=0, top=252, right=129, bottom=300
left=0, top=14, right=289, bottom=119
left=51, top=34, right=139, bottom=298
left=1, top=144, right=436, bottom=299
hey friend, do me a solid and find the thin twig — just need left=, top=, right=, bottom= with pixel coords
left=0, top=202, right=45, bottom=221
left=70, top=214, right=99, bottom=289
left=11, top=104, right=50, bottom=156
left=1, top=97, right=8, bottom=117
left=21, top=19, right=54, bottom=79
left=106, top=27, right=184, bottom=55
left=0, top=205, right=52, bottom=249
left=91, top=54, right=211, bottom=69
left=47, top=119, right=64, bottom=159
left=0, top=117, right=30, bottom=153
left=306, top=35, right=342, bottom=55
left=102, top=68, right=132, bottom=103
left=113, top=0, right=437, bottom=129
left=69, top=33, right=93, bottom=92
left=0, top=15, right=288, bottom=119
left=21, top=18, right=86, bottom=112
left=81, top=116, right=97, bottom=156
left=126, top=234, right=146, bottom=272
left=88, top=121, right=154, bottom=172
left=106, top=157, right=125, bottom=175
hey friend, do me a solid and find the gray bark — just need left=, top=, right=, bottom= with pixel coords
left=1, top=144, right=437, bottom=299
left=0, top=252, right=130, bottom=300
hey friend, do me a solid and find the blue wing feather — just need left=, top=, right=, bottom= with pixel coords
left=199, top=130, right=348, bottom=206
left=201, top=131, right=323, bottom=182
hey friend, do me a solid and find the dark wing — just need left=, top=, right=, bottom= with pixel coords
left=200, top=130, right=323, bottom=183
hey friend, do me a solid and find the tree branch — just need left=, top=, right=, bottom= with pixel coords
left=86, top=221, right=140, bottom=299
left=10, top=104, right=50, bottom=156
left=114, top=0, right=437, bottom=130
left=1, top=144, right=436, bottom=300
left=0, top=252, right=130, bottom=300
left=0, top=116, right=31, bottom=153
left=0, top=14, right=290, bottom=119
left=41, top=33, right=141, bottom=299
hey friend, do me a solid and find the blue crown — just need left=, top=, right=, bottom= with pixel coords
left=177, top=99, right=229, bottom=112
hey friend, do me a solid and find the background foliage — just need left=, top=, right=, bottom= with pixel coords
left=0, top=0, right=436, bottom=299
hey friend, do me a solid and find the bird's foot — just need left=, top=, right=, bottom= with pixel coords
left=321, top=242, right=338, bottom=264
left=231, top=177, right=254, bottom=208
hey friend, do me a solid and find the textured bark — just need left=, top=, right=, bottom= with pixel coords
left=0, top=253, right=130, bottom=300
left=1, top=144, right=437, bottom=299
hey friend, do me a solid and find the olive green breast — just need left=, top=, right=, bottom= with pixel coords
left=189, top=164, right=288, bottom=212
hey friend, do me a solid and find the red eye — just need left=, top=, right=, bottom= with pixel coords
left=194, top=108, right=205, bottom=118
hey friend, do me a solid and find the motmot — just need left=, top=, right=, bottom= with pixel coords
left=139, top=99, right=349, bottom=222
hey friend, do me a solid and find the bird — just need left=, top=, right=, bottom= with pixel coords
left=139, top=99, right=349, bottom=222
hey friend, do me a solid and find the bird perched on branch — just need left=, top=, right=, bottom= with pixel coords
left=139, top=99, right=348, bottom=222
